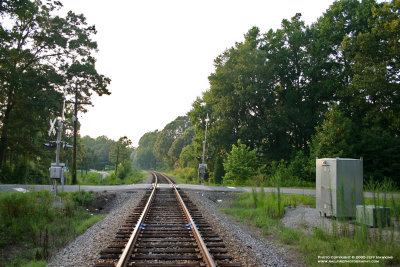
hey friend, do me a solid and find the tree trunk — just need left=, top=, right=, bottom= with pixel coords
left=0, top=103, right=13, bottom=170
left=10, top=150, right=14, bottom=168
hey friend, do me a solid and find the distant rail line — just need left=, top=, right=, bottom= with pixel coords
left=94, top=171, right=240, bottom=267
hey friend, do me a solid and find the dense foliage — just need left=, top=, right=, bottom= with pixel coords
left=223, top=140, right=258, bottom=185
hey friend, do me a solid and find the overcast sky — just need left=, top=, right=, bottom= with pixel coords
left=60, top=0, right=335, bottom=146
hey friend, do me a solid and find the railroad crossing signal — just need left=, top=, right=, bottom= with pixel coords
left=198, top=113, right=210, bottom=185
left=46, top=97, right=68, bottom=194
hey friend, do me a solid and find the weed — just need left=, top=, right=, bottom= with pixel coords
left=278, top=226, right=301, bottom=244
left=0, top=190, right=104, bottom=266
left=313, top=227, right=328, bottom=241
left=74, top=214, right=105, bottom=236
left=21, top=260, right=47, bottom=267
left=69, top=191, right=94, bottom=207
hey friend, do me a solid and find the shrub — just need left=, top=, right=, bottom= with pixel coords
left=213, top=157, right=225, bottom=184
left=223, top=140, right=258, bottom=186
left=0, top=191, right=54, bottom=246
left=118, top=161, right=133, bottom=179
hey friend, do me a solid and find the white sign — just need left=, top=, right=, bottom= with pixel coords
left=48, top=118, right=56, bottom=136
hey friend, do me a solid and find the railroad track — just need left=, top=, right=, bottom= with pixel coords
left=95, top=172, right=240, bottom=267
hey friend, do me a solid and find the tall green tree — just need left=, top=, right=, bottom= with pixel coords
left=168, top=126, right=195, bottom=167
left=0, top=0, right=110, bottom=178
left=260, top=13, right=313, bottom=158
left=109, top=136, right=133, bottom=176
left=340, top=0, right=400, bottom=181
left=310, top=106, right=354, bottom=159
left=189, top=27, right=270, bottom=159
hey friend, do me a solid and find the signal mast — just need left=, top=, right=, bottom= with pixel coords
left=198, top=114, right=210, bottom=185
left=44, top=97, right=72, bottom=194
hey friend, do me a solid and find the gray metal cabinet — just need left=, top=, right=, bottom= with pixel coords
left=316, top=158, right=363, bottom=217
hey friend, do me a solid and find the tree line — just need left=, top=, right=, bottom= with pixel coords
left=134, top=0, right=400, bottom=187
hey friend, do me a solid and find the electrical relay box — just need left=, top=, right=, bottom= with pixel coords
left=50, top=163, right=65, bottom=179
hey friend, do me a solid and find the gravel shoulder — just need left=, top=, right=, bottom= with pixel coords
left=185, top=190, right=306, bottom=267
left=47, top=190, right=145, bottom=267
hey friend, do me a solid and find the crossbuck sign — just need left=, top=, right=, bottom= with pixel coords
left=48, top=118, right=57, bottom=136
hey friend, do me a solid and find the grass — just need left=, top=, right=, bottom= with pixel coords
left=222, top=191, right=315, bottom=234
left=0, top=190, right=105, bottom=266
left=166, top=167, right=199, bottom=184
left=71, top=169, right=147, bottom=185
left=21, top=261, right=47, bottom=267
left=75, top=214, right=106, bottom=236
left=222, top=188, right=400, bottom=266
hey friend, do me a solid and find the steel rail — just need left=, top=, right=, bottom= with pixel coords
left=117, top=171, right=216, bottom=267
left=158, top=172, right=217, bottom=267
left=115, top=172, right=157, bottom=267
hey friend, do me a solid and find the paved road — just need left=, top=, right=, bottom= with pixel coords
left=1, top=183, right=399, bottom=198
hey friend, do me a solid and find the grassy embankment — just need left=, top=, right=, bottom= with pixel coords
left=73, top=169, right=147, bottom=185
left=166, top=168, right=200, bottom=184
left=222, top=187, right=400, bottom=266
left=0, top=190, right=105, bottom=267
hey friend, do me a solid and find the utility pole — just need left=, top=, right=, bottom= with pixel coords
left=72, top=84, right=78, bottom=184
left=71, top=84, right=91, bottom=184
left=115, top=145, right=119, bottom=176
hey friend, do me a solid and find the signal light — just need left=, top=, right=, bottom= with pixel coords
left=63, top=143, right=73, bottom=150
left=43, top=142, right=56, bottom=150
left=196, top=156, right=201, bottom=161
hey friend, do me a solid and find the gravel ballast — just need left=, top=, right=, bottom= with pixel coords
left=47, top=186, right=305, bottom=267
left=47, top=190, right=145, bottom=267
